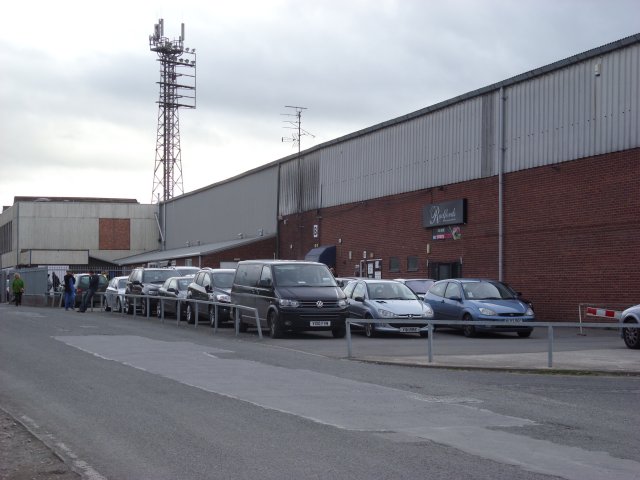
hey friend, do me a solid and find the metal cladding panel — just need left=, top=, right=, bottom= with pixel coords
left=164, top=167, right=278, bottom=249
left=313, top=98, right=486, bottom=209
left=504, top=43, right=640, bottom=172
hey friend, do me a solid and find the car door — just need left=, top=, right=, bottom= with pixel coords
left=425, top=281, right=448, bottom=319
left=347, top=281, right=368, bottom=321
left=254, top=265, right=274, bottom=328
left=442, top=282, right=465, bottom=320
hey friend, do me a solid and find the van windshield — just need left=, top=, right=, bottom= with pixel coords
left=273, top=265, right=337, bottom=287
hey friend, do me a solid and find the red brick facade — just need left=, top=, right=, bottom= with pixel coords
left=174, top=237, right=277, bottom=268
left=99, top=218, right=131, bottom=250
left=278, top=149, right=640, bottom=321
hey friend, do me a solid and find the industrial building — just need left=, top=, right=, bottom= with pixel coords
left=5, top=33, right=638, bottom=321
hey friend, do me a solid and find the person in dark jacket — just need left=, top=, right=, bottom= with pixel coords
left=78, top=271, right=99, bottom=312
left=63, top=270, right=75, bottom=311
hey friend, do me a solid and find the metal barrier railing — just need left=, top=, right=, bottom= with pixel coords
left=95, top=292, right=263, bottom=339
left=345, top=319, right=639, bottom=368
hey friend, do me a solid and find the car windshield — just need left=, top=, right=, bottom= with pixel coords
left=403, top=280, right=433, bottom=294
left=117, top=279, right=127, bottom=289
left=212, top=271, right=235, bottom=288
left=142, top=270, right=177, bottom=284
left=177, top=279, right=191, bottom=290
left=274, top=265, right=337, bottom=287
left=461, top=281, right=516, bottom=300
left=367, top=282, right=417, bottom=300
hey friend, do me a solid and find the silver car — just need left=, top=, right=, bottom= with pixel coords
left=343, top=279, right=434, bottom=337
left=104, top=276, right=128, bottom=313
left=621, top=304, right=640, bottom=349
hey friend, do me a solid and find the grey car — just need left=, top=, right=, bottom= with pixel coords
left=104, top=276, right=128, bottom=312
left=343, top=279, right=434, bottom=337
left=621, top=304, right=640, bottom=349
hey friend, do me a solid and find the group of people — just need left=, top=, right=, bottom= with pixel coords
left=8, top=270, right=101, bottom=312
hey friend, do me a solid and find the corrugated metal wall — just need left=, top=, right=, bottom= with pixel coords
left=278, top=41, right=639, bottom=215
left=164, top=166, right=278, bottom=250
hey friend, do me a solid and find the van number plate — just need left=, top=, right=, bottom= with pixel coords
left=400, top=327, right=420, bottom=333
left=310, top=321, right=331, bottom=327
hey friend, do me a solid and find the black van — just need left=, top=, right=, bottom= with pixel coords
left=231, top=260, right=348, bottom=338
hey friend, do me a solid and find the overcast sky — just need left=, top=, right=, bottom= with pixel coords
left=1, top=0, right=637, bottom=208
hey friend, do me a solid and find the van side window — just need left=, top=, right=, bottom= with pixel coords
left=235, top=264, right=261, bottom=287
left=259, top=266, right=272, bottom=286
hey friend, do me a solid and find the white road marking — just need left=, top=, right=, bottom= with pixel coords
left=56, top=335, right=640, bottom=480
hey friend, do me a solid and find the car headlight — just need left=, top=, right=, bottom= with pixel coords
left=215, top=293, right=231, bottom=303
left=479, top=307, right=497, bottom=316
left=337, top=299, right=347, bottom=307
left=148, top=289, right=158, bottom=295
left=422, top=303, right=434, bottom=318
left=378, top=308, right=397, bottom=318
left=525, top=307, right=534, bottom=316
left=279, top=298, right=300, bottom=308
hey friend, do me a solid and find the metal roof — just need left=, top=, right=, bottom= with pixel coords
left=114, top=234, right=276, bottom=266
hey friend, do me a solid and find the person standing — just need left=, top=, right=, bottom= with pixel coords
left=78, top=270, right=99, bottom=312
left=11, top=273, right=25, bottom=307
left=63, top=270, right=76, bottom=311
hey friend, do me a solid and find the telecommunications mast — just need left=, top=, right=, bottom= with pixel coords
left=149, top=18, right=196, bottom=203
left=281, top=105, right=315, bottom=155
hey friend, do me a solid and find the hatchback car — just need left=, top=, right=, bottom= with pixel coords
left=104, top=276, right=128, bottom=312
left=423, top=278, right=535, bottom=338
left=124, top=268, right=181, bottom=316
left=186, top=268, right=236, bottom=325
left=621, top=304, right=640, bottom=349
left=74, top=273, right=108, bottom=308
left=156, top=276, right=193, bottom=320
left=343, top=279, right=434, bottom=337
left=393, top=278, right=435, bottom=300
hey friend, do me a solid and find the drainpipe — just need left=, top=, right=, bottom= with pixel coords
left=276, top=161, right=281, bottom=259
left=498, top=87, right=506, bottom=282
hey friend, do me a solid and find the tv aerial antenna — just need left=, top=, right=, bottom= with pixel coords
left=281, top=106, right=314, bottom=155
left=149, top=18, right=197, bottom=203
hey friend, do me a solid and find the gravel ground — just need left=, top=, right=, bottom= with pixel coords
left=0, top=409, right=80, bottom=480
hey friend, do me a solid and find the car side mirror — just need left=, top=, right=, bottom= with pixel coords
left=168, top=287, right=177, bottom=293
left=354, top=296, right=365, bottom=303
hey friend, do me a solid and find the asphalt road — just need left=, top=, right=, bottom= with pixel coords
left=1, top=303, right=639, bottom=480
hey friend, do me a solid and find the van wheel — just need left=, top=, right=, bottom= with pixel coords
left=269, top=311, right=284, bottom=339
left=186, top=304, right=195, bottom=324
left=237, top=313, right=248, bottom=333
left=124, top=298, right=132, bottom=315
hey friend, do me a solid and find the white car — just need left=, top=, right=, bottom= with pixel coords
left=104, top=276, right=128, bottom=313
left=621, top=304, right=640, bottom=349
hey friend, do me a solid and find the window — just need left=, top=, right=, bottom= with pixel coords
left=353, top=282, right=367, bottom=299
left=389, top=257, right=400, bottom=273
left=407, top=256, right=419, bottom=272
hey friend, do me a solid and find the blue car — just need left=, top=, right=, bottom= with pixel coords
left=423, top=279, right=535, bottom=338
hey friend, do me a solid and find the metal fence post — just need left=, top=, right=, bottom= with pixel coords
left=213, top=304, right=219, bottom=334
left=346, top=320, right=353, bottom=359
left=427, top=323, right=433, bottom=363
left=548, top=325, right=554, bottom=368
left=160, top=298, right=164, bottom=323
left=194, top=303, right=199, bottom=328
left=255, top=309, right=263, bottom=339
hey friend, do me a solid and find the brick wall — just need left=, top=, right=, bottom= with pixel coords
left=278, top=148, right=640, bottom=321
left=99, top=218, right=130, bottom=250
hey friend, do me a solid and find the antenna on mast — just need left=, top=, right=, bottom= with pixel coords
left=281, top=106, right=314, bottom=156
left=149, top=18, right=197, bottom=203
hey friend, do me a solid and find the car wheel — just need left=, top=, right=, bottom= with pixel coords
left=462, top=315, right=477, bottom=338
left=332, top=325, right=346, bottom=338
left=186, top=304, right=195, bottom=324
left=517, top=329, right=533, bottom=338
left=236, top=311, right=248, bottom=333
left=115, top=298, right=122, bottom=313
left=156, top=303, right=162, bottom=318
left=623, top=320, right=640, bottom=349
left=209, top=307, right=216, bottom=327
left=104, top=301, right=111, bottom=312
left=364, top=319, right=376, bottom=338
left=124, top=298, right=132, bottom=315
left=269, top=311, right=284, bottom=339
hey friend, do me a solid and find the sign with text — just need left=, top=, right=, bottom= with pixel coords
left=432, top=226, right=462, bottom=241
left=423, top=199, right=467, bottom=228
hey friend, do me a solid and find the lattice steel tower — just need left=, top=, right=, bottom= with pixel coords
left=149, top=18, right=196, bottom=203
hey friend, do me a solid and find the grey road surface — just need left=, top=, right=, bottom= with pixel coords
left=1, top=304, right=638, bottom=480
